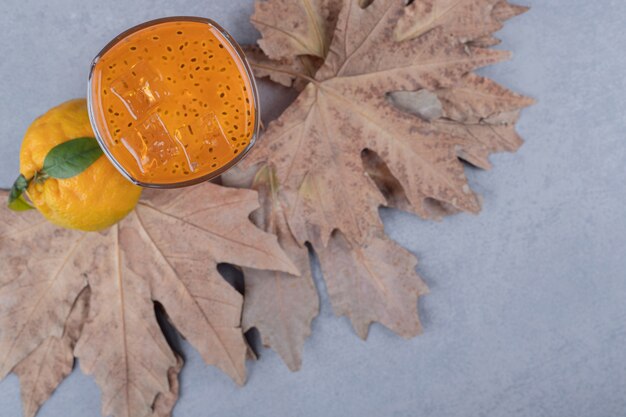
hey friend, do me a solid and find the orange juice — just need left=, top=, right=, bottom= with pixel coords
left=88, top=18, right=258, bottom=187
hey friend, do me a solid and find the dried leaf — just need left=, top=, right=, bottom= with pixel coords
left=467, top=1, right=529, bottom=47
left=1, top=182, right=299, bottom=417
left=0, top=203, right=88, bottom=379
left=72, top=224, right=178, bottom=417
left=395, top=0, right=503, bottom=42
left=318, top=230, right=428, bottom=339
left=245, top=0, right=344, bottom=90
left=74, top=183, right=298, bottom=417
left=468, top=34, right=502, bottom=48
left=245, top=0, right=511, bottom=244
left=251, top=0, right=342, bottom=60
left=240, top=166, right=319, bottom=371
left=243, top=45, right=320, bottom=91
left=13, top=288, right=90, bottom=417
left=152, top=356, right=183, bottom=417
left=242, top=0, right=531, bottom=362
left=492, top=0, right=529, bottom=22
left=435, top=73, right=534, bottom=124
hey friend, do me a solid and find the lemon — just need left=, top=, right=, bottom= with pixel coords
left=19, top=99, right=141, bottom=231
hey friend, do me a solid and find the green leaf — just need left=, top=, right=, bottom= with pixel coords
left=8, top=174, right=29, bottom=204
left=8, top=194, right=34, bottom=211
left=7, top=137, right=104, bottom=213
left=42, top=137, right=104, bottom=179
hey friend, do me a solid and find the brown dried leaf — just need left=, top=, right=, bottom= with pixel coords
left=243, top=0, right=531, bottom=356
left=74, top=183, right=298, bottom=417
left=245, top=0, right=512, bottom=244
left=492, top=0, right=529, bottom=22
left=1, top=182, right=299, bottom=417
left=319, top=230, right=428, bottom=339
left=251, top=0, right=342, bottom=60
left=435, top=73, right=534, bottom=124
left=240, top=166, right=319, bottom=371
left=387, top=73, right=533, bottom=170
left=73, top=223, right=178, bottom=417
left=395, top=0, right=503, bottom=42
left=467, top=1, right=529, bottom=47
left=151, top=355, right=183, bottom=417
left=468, top=34, right=502, bottom=48
left=0, top=201, right=88, bottom=379
left=434, top=114, right=525, bottom=170
left=243, top=45, right=320, bottom=91
left=13, top=288, right=90, bottom=417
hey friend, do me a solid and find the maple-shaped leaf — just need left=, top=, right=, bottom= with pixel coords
left=239, top=0, right=532, bottom=365
left=0, top=183, right=298, bottom=417
left=245, top=0, right=516, bottom=245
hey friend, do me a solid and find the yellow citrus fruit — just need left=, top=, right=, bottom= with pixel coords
left=19, top=99, right=141, bottom=231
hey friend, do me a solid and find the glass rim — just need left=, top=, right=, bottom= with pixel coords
left=87, top=16, right=261, bottom=189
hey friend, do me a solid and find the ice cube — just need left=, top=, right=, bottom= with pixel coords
left=120, top=113, right=180, bottom=173
left=110, top=62, right=168, bottom=119
left=172, top=112, right=232, bottom=172
left=199, top=112, right=231, bottom=148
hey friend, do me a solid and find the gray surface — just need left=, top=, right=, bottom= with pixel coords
left=1, top=1, right=625, bottom=416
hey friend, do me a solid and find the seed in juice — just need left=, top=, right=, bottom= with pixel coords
left=90, top=20, right=256, bottom=185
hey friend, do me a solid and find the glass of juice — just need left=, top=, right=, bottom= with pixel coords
left=87, top=17, right=259, bottom=188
